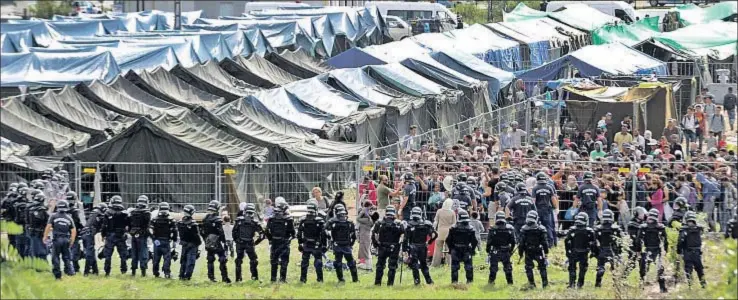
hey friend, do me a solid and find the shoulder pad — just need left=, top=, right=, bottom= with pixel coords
left=639, top=223, right=647, bottom=229
left=316, top=217, right=325, bottom=223
left=538, top=225, right=548, bottom=232
left=505, top=224, right=514, bottom=230
left=298, top=216, right=307, bottom=222
left=657, top=224, right=665, bottom=229
left=423, top=220, right=433, bottom=226
left=401, top=220, right=408, bottom=227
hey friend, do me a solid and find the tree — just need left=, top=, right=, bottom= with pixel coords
left=28, top=0, right=72, bottom=19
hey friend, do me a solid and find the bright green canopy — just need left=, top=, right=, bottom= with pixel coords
left=671, top=2, right=737, bottom=26
left=503, top=3, right=619, bottom=32
left=502, top=3, right=548, bottom=22
left=653, top=21, right=737, bottom=60
left=592, top=16, right=660, bottom=46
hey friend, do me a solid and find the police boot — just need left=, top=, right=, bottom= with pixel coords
left=131, top=269, right=136, bottom=276
left=141, top=269, right=146, bottom=277
left=595, top=274, right=603, bottom=288
left=316, top=267, right=324, bottom=283
left=451, top=269, right=459, bottom=284
left=374, top=270, right=383, bottom=286
left=335, top=266, right=344, bottom=282
left=505, top=272, right=514, bottom=285
left=658, top=278, right=668, bottom=293
left=577, top=273, right=586, bottom=289
left=350, top=267, right=359, bottom=283
left=466, top=270, right=474, bottom=284
left=271, top=266, right=278, bottom=282
left=568, top=273, right=576, bottom=289
left=422, top=269, right=433, bottom=285
left=83, top=262, right=91, bottom=276
left=279, top=266, right=288, bottom=283
left=92, top=263, right=99, bottom=276
left=387, top=269, right=396, bottom=286
left=412, top=269, right=421, bottom=285
left=235, top=265, right=243, bottom=282
left=700, top=279, right=706, bottom=289
left=250, top=260, right=259, bottom=281
left=488, top=272, right=496, bottom=285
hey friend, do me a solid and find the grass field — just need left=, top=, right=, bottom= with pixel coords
left=2, top=221, right=737, bottom=299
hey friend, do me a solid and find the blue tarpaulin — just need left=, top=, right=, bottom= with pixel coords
left=1, top=51, right=120, bottom=87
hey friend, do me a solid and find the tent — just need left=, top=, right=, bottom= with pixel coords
left=648, top=21, right=738, bottom=60
left=0, top=29, right=33, bottom=53
left=24, top=86, right=135, bottom=145
left=419, top=24, right=523, bottom=71
left=592, top=16, right=660, bottom=46
left=1, top=96, right=91, bottom=156
left=266, top=48, right=334, bottom=78
left=169, top=60, right=260, bottom=101
left=671, top=2, right=737, bottom=26
left=219, top=54, right=301, bottom=88
left=246, top=88, right=328, bottom=131
left=75, top=77, right=188, bottom=119
left=429, top=50, right=514, bottom=107
left=503, top=3, right=619, bottom=32
left=1, top=137, right=30, bottom=161
left=124, top=68, right=225, bottom=109
left=0, top=51, right=120, bottom=88
left=283, top=78, right=361, bottom=119
left=503, top=3, right=549, bottom=22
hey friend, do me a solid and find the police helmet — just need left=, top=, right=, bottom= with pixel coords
left=495, top=211, right=506, bottom=224
left=575, top=212, right=589, bottom=225
left=457, top=209, right=470, bottom=222
left=17, top=182, right=28, bottom=189
left=307, top=201, right=318, bottom=214
left=30, top=189, right=42, bottom=198
left=456, top=173, right=468, bottom=183
left=536, top=172, right=548, bottom=184
left=336, top=207, right=348, bottom=217
left=602, top=209, right=614, bottom=223
left=515, top=182, right=527, bottom=194
left=97, top=202, right=108, bottom=213
left=50, top=174, right=61, bottom=183
left=583, top=172, right=594, bottom=182
left=42, top=169, right=54, bottom=179
left=110, top=195, right=124, bottom=210
left=674, top=197, right=687, bottom=209
left=31, top=180, right=45, bottom=190
left=56, top=199, right=70, bottom=212
left=207, top=200, right=220, bottom=212
left=33, top=193, right=46, bottom=204
left=495, top=182, right=507, bottom=192
left=647, top=208, right=660, bottom=222
left=526, top=210, right=539, bottom=224
left=410, top=207, right=423, bottom=220
left=334, top=203, right=346, bottom=213
left=501, top=173, right=510, bottom=183
left=385, top=205, right=397, bottom=218
left=18, top=187, right=29, bottom=197
left=683, top=211, right=697, bottom=224
left=183, top=205, right=196, bottom=217
left=245, top=203, right=256, bottom=214
left=403, top=172, right=414, bottom=182
left=633, top=206, right=648, bottom=221
left=514, top=173, right=524, bottom=183
left=159, top=202, right=170, bottom=212
left=66, top=191, right=78, bottom=202
left=58, top=170, right=69, bottom=179
left=9, top=182, right=19, bottom=190
left=306, top=199, right=319, bottom=209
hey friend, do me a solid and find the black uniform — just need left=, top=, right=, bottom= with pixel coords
left=594, top=223, right=622, bottom=287
left=265, top=213, right=296, bottom=282
left=67, top=204, right=85, bottom=273
left=446, top=221, right=477, bottom=284
left=371, top=218, right=404, bottom=286
left=451, top=184, right=474, bottom=211
left=129, top=208, right=151, bottom=275
left=667, top=207, right=690, bottom=228
left=532, top=183, right=557, bottom=245
left=519, top=222, right=549, bottom=287
left=200, top=213, right=230, bottom=282
left=26, top=202, right=49, bottom=259
left=150, top=213, right=178, bottom=278
left=576, top=183, right=600, bottom=226
left=327, top=214, right=359, bottom=282
left=624, top=219, right=643, bottom=277
left=677, top=224, right=705, bottom=287
left=486, top=222, right=515, bottom=284
left=403, top=219, right=437, bottom=285
left=297, top=214, right=326, bottom=282
left=637, top=221, right=669, bottom=292
left=177, top=217, right=200, bottom=280
left=48, top=212, right=76, bottom=279
left=81, top=209, right=104, bottom=275
left=507, top=195, right=536, bottom=239
left=232, top=213, right=264, bottom=281
left=102, top=209, right=130, bottom=275
left=727, top=216, right=738, bottom=239
left=565, top=223, right=597, bottom=288
left=11, top=197, right=30, bottom=257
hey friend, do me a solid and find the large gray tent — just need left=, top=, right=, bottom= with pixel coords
left=75, top=77, right=189, bottom=119
left=124, top=68, right=226, bottom=109
left=267, top=48, right=334, bottom=78
left=219, top=54, right=301, bottom=88
left=169, top=60, right=260, bottom=101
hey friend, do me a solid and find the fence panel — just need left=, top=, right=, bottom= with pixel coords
left=0, top=160, right=79, bottom=208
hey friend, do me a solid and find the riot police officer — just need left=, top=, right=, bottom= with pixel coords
left=451, top=173, right=474, bottom=212
left=200, top=200, right=231, bottom=283
left=82, top=203, right=106, bottom=276
left=400, top=173, right=418, bottom=221
left=43, top=199, right=76, bottom=279
left=486, top=211, right=515, bottom=285
left=667, top=197, right=691, bottom=228
left=150, top=202, right=178, bottom=279
left=26, top=193, right=49, bottom=259
left=8, top=184, right=28, bottom=256
left=65, top=191, right=84, bottom=273
left=493, top=182, right=511, bottom=214
left=677, top=211, right=706, bottom=288
left=403, top=206, right=437, bottom=285
left=575, top=172, right=601, bottom=227
left=507, top=183, right=537, bottom=239
left=177, top=205, right=201, bottom=281
left=726, top=207, right=738, bottom=239
left=129, top=195, right=151, bottom=277
left=327, top=204, right=359, bottom=283
left=637, top=208, right=669, bottom=293
left=624, top=206, right=648, bottom=278
left=297, top=201, right=326, bottom=283
left=0, top=183, right=19, bottom=223
left=265, top=200, right=295, bottom=283
left=372, top=205, right=404, bottom=286
left=102, top=195, right=130, bottom=276
left=565, top=212, right=597, bottom=289
left=594, top=209, right=622, bottom=287
left=233, top=203, right=265, bottom=282
left=532, top=172, right=558, bottom=246
left=446, top=209, right=477, bottom=284
left=519, top=210, right=549, bottom=288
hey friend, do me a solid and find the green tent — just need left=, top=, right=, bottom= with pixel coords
left=671, top=2, right=737, bottom=26
left=652, top=21, right=737, bottom=60
left=592, top=16, right=660, bottom=46
left=502, top=3, right=548, bottom=22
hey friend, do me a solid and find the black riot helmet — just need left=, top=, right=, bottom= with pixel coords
left=207, top=200, right=220, bottom=212
left=457, top=209, right=470, bottom=223
left=495, top=211, right=506, bottom=225
left=515, top=183, right=527, bottom=194
left=56, top=199, right=70, bottom=212
left=410, top=206, right=422, bottom=220
left=456, top=173, right=468, bottom=183
left=183, top=205, right=195, bottom=217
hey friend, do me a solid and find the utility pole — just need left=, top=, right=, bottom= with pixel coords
left=174, top=0, right=181, bottom=30
left=487, top=0, right=494, bottom=23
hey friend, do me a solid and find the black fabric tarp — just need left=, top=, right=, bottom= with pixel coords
left=75, top=77, right=189, bottom=119
left=1, top=96, right=90, bottom=156
left=169, top=60, right=260, bottom=101
left=220, top=54, right=301, bottom=88
left=266, top=48, right=334, bottom=79
left=124, top=68, right=225, bottom=110
left=25, top=86, right=135, bottom=145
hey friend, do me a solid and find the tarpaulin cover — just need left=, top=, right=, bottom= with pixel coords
left=430, top=50, right=513, bottom=107
left=106, top=45, right=180, bottom=72
left=366, top=63, right=446, bottom=97
left=247, top=88, right=327, bottom=130
left=234, top=54, right=301, bottom=86
left=651, top=21, right=738, bottom=60
left=505, top=3, right=618, bottom=32
left=267, top=48, right=334, bottom=78
left=75, top=77, right=188, bottom=119
left=486, top=18, right=588, bottom=47
left=503, top=3, right=549, bottom=22
left=0, top=30, right=32, bottom=53
left=1, top=137, right=30, bottom=161
left=26, top=86, right=134, bottom=142
left=124, top=68, right=225, bottom=109
left=325, top=46, right=386, bottom=69
left=1, top=96, right=90, bottom=155
left=671, top=2, right=737, bottom=26
left=46, top=21, right=106, bottom=39
left=0, top=21, right=53, bottom=47
left=592, top=16, right=660, bottom=46
left=0, top=51, right=120, bottom=87
left=438, top=24, right=522, bottom=71
left=283, top=78, right=361, bottom=118
left=169, top=60, right=260, bottom=101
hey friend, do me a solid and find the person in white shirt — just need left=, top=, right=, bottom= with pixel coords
left=681, top=107, right=698, bottom=153
left=402, top=125, right=419, bottom=152
left=633, top=128, right=646, bottom=151
left=509, top=121, right=527, bottom=149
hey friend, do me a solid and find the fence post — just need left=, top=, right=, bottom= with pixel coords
left=355, top=156, right=363, bottom=216
left=630, top=162, right=637, bottom=211
left=215, top=162, right=221, bottom=204
left=74, top=160, right=81, bottom=198
left=524, top=99, right=531, bottom=146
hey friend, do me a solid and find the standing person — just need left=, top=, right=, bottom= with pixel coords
left=102, top=196, right=130, bottom=277
left=531, top=79, right=545, bottom=97
left=222, top=216, right=234, bottom=258
left=233, top=203, right=265, bottom=282
left=402, top=125, right=420, bottom=152
left=648, top=180, right=665, bottom=223
left=677, top=211, right=706, bottom=289
left=709, top=106, right=725, bottom=144
left=431, top=199, right=456, bottom=267
left=201, top=200, right=231, bottom=283
left=43, top=199, right=76, bottom=280
left=486, top=211, right=515, bottom=285
left=150, top=202, right=178, bottom=279
left=509, top=121, right=527, bottom=149
left=696, top=172, right=720, bottom=232
left=726, top=208, right=738, bottom=239
left=661, top=119, right=680, bottom=143
left=614, top=125, right=633, bottom=152
left=297, top=201, right=326, bottom=283
left=265, top=200, right=295, bottom=283
left=637, top=209, right=669, bottom=293
left=445, top=209, right=478, bottom=284
left=177, top=205, right=201, bottom=281
left=575, top=172, right=602, bottom=227
left=129, top=195, right=151, bottom=277
left=724, top=87, right=736, bottom=131
left=682, top=107, right=698, bottom=152
left=327, top=204, right=359, bottom=283
left=720, top=176, right=738, bottom=231
left=81, top=203, right=105, bottom=276
left=64, top=192, right=84, bottom=274
left=564, top=212, right=597, bottom=289
left=594, top=210, right=622, bottom=288
left=376, top=175, right=402, bottom=218
left=402, top=207, right=437, bottom=286
left=704, top=95, right=717, bottom=130
left=372, top=205, right=404, bottom=286
left=356, top=200, right=376, bottom=270
left=519, top=211, right=549, bottom=288
left=532, top=172, right=558, bottom=246
left=26, top=193, right=49, bottom=260
left=309, top=187, right=331, bottom=212
left=695, top=105, right=707, bottom=151
left=506, top=183, right=537, bottom=239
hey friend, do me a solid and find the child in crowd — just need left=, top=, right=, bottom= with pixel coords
left=222, top=215, right=234, bottom=258
left=262, top=199, right=274, bottom=222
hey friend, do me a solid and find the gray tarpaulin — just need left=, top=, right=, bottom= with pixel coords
left=1, top=96, right=90, bottom=155
left=124, top=68, right=225, bottom=109
left=1, top=137, right=30, bottom=161
left=266, top=48, right=333, bottom=78
left=248, top=88, right=328, bottom=131
left=283, top=78, right=361, bottom=118
left=430, top=50, right=514, bottom=108
left=75, top=77, right=188, bottom=119
left=220, top=54, right=301, bottom=88
left=169, top=60, right=260, bottom=101
left=25, top=86, right=134, bottom=145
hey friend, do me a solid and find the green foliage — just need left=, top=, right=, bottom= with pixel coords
left=452, top=3, right=488, bottom=25
left=452, top=1, right=542, bottom=24
left=1, top=222, right=53, bottom=299
left=28, top=0, right=72, bottom=19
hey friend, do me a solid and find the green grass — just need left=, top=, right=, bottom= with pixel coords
left=3, top=222, right=737, bottom=299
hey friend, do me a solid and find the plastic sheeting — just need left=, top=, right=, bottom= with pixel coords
left=1, top=137, right=31, bottom=161
left=283, top=78, right=361, bottom=118
left=0, top=30, right=32, bottom=53
left=671, top=2, right=737, bottom=26
left=1, top=96, right=90, bottom=155
left=430, top=50, right=514, bottom=107
left=440, top=24, right=522, bottom=71
left=169, top=60, right=260, bottom=101
left=75, top=77, right=188, bottom=119
left=651, top=22, right=738, bottom=60
left=503, top=3, right=549, bottom=22
left=124, top=68, right=225, bottom=109
left=247, top=88, right=328, bottom=130
left=0, top=51, right=120, bottom=87
left=592, top=17, right=660, bottom=46
left=267, top=48, right=333, bottom=78
left=233, top=54, right=301, bottom=87
left=548, top=4, right=620, bottom=32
